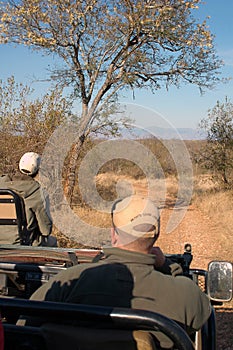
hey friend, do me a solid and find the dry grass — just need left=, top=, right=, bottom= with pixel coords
left=55, top=172, right=233, bottom=252
left=73, top=205, right=111, bottom=228
left=193, top=175, right=233, bottom=237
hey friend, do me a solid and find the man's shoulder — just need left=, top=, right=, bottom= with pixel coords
left=0, top=173, right=40, bottom=198
left=162, top=273, right=205, bottom=297
left=0, top=174, right=11, bottom=184
left=55, top=261, right=102, bottom=280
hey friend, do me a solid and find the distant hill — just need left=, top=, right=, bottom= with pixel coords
left=132, top=126, right=206, bottom=140
left=152, top=127, right=206, bottom=140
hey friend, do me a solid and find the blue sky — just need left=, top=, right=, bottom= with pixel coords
left=1, top=0, right=233, bottom=129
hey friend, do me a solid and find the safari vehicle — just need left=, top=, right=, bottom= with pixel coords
left=0, top=189, right=232, bottom=349
left=0, top=244, right=231, bottom=350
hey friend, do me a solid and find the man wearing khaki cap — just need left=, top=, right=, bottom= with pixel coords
left=110, top=195, right=173, bottom=272
left=20, top=195, right=211, bottom=348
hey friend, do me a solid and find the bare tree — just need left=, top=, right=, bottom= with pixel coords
left=0, top=0, right=223, bottom=202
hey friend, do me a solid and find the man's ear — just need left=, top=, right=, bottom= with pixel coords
left=111, top=227, right=118, bottom=246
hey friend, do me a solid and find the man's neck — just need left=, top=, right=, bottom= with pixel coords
left=114, top=243, right=150, bottom=255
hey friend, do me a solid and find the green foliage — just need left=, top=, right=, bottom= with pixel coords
left=198, top=98, right=233, bottom=185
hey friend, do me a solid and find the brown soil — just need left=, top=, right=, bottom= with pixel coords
left=157, top=201, right=233, bottom=350
left=117, top=178, right=233, bottom=349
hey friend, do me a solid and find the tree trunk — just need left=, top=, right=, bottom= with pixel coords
left=64, top=95, right=105, bottom=205
left=64, top=136, right=85, bottom=206
left=222, top=170, right=228, bottom=185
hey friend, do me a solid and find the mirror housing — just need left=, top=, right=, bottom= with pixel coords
left=207, top=261, right=232, bottom=302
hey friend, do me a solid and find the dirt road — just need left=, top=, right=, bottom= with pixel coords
left=158, top=202, right=232, bottom=269
left=115, top=177, right=232, bottom=349
left=157, top=202, right=233, bottom=350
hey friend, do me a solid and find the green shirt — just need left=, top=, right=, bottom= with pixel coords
left=29, top=247, right=211, bottom=337
left=0, top=173, right=52, bottom=244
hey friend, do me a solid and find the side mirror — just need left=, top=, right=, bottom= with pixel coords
left=207, top=261, right=232, bottom=302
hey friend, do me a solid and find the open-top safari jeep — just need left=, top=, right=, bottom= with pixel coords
left=0, top=244, right=231, bottom=350
left=0, top=189, right=232, bottom=349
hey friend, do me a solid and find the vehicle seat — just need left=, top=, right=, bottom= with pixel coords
left=0, top=298, right=194, bottom=350
left=41, top=324, right=158, bottom=350
left=0, top=189, right=27, bottom=245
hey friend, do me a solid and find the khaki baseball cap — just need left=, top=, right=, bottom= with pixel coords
left=112, top=195, right=160, bottom=238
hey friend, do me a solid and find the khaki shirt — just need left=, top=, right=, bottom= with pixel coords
left=0, top=173, right=52, bottom=244
left=26, top=247, right=211, bottom=348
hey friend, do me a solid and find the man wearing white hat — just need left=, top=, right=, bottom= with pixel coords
left=0, top=152, right=56, bottom=246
